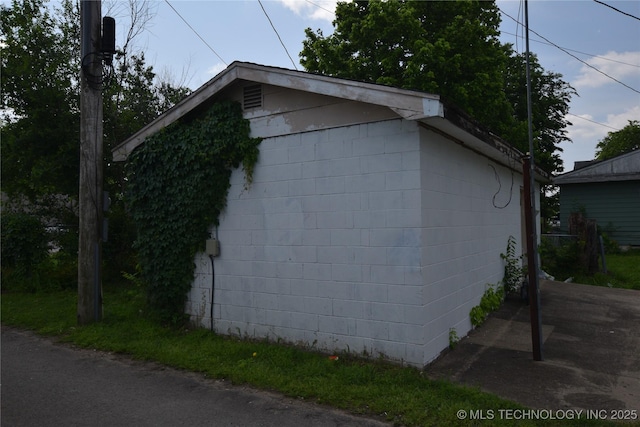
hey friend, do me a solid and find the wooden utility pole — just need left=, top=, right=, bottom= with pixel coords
left=524, top=0, right=543, bottom=361
left=523, top=156, right=543, bottom=361
left=78, top=0, right=103, bottom=324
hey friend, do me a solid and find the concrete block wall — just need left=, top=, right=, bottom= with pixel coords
left=187, top=253, right=214, bottom=329
left=185, top=117, right=531, bottom=367
left=419, top=126, right=525, bottom=364
left=187, top=119, right=427, bottom=365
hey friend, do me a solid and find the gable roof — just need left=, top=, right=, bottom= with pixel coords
left=112, top=61, right=546, bottom=180
left=554, top=149, right=640, bottom=185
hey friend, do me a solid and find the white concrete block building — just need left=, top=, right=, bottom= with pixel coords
left=114, top=62, right=544, bottom=367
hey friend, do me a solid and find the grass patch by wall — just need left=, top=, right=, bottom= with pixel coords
left=574, top=250, right=640, bottom=290
left=2, top=284, right=619, bottom=427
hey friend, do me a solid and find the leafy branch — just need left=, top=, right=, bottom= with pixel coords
left=500, top=235, right=525, bottom=294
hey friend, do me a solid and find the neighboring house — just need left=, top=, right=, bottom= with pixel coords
left=113, top=62, right=546, bottom=367
left=554, top=150, right=640, bottom=246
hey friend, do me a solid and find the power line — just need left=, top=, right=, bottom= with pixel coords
left=500, top=8, right=640, bottom=95
left=567, top=112, right=620, bottom=131
left=501, top=30, right=640, bottom=69
left=304, top=0, right=334, bottom=15
left=164, top=0, right=227, bottom=65
left=593, top=0, right=640, bottom=21
left=257, top=0, right=298, bottom=70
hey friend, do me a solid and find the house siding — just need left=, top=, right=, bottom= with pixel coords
left=559, top=180, right=640, bottom=246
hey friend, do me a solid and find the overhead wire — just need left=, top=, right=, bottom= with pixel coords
left=304, top=0, right=334, bottom=15
left=500, top=8, right=640, bottom=95
left=514, top=0, right=523, bottom=54
left=501, top=30, right=640, bottom=69
left=257, top=0, right=298, bottom=70
left=593, top=0, right=640, bottom=21
left=163, top=0, right=227, bottom=65
left=503, top=2, right=633, bottom=134
left=567, top=113, right=621, bottom=131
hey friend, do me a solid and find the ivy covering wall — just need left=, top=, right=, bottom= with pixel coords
left=126, top=101, right=261, bottom=324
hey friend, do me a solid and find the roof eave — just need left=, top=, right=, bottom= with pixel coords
left=419, top=101, right=550, bottom=183
left=112, top=62, right=441, bottom=162
left=111, top=62, right=551, bottom=185
left=112, top=65, right=242, bottom=162
left=554, top=173, right=640, bottom=185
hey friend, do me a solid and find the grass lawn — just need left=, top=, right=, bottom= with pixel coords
left=2, top=284, right=621, bottom=426
left=574, top=250, right=640, bottom=290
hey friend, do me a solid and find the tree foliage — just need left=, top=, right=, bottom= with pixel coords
left=1, top=0, right=190, bottom=283
left=301, top=0, right=511, bottom=135
left=125, top=101, right=261, bottom=324
left=595, top=120, right=640, bottom=160
left=1, top=0, right=189, bottom=200
left=502, top=51, right=575, bottom=175
left=1, top=0, right=80, bottom=200
left=300, top=0, right=574, bottom=178
left=1, top=212, right=49, bottom=280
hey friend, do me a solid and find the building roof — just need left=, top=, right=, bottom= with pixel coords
left=112, top=62, right=547, bottom=180
left=553, top=150, right=640, bottom=185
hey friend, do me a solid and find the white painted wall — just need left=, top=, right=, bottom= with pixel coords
left=189, top=118, right=426, bottom=364
left=418, top=126, right=525, bottom=364
left=186, top=117, right=530, bottom=367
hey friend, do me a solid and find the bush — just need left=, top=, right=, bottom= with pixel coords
left=599, top=231, right=620, bottom=255
left=41, top=251, right=78, bottom=290
left=539, top=236, right=582, bottom=281
left=500, top=236, right=525, bottom=294
left=102, top=201, right=138, bottom=284
left=470, top=283, right=504, bottom=327
left=1, top=212, right=49, bottom=291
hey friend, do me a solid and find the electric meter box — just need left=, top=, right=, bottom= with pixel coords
left=205, top=239, right=220, bottom=257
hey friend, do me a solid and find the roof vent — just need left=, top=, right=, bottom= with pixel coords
left=243, top=85, right=262, bottom=109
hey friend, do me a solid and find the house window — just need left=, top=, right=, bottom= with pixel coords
left=243, top=84, right=262, bottom=109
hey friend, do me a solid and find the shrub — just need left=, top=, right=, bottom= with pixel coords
left=539, top=235, right=582, bottom=281
left=1, top=212, right=49, bottom=291
left=500, top=236, right=525, bottom=294
left=470, top=283, right=504, bottom=327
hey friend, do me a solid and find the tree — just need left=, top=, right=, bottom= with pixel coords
left=300, top=0, right=575, bottom=224
left=1, top=0, right=189, bottom=198
left=301, top=0, right=512, bottom=136
left=300, top=0, right=574, bottom=179
left=502, top=50, right=575, bottom=176
left=1, top=0, right=190, bottom=284
left=595, top=120, right=640, bottom=160
left=1, top=0, right=80, bottom=201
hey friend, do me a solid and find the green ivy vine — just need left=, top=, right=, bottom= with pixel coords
left=126, top=101, right=261, bottom=324
left=469, top=283, right=504, bottom=328
left=469, top=237, right=526, bottom=328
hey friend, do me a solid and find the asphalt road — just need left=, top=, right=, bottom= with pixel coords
left=1, top=327, right=390, bottom=427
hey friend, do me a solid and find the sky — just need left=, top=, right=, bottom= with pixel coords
left=26, top=0, right=640, bottom=173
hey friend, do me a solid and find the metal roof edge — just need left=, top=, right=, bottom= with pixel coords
left=554, top=173, right=640, bottom=185
left=553, top=149, right=640, bottom=185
